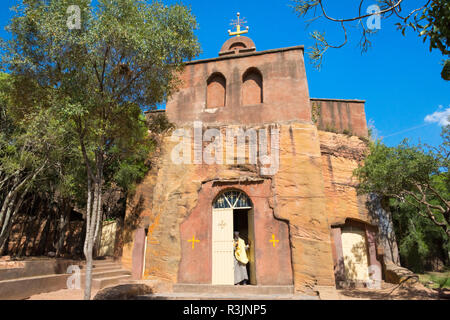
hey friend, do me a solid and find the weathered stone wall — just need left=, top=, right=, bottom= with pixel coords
left=178, top=179, right=293, bottom=285
left=120, top=38, right=396, bottom=293
left=272, top=124, right=336, bottom=292
left=318, top=130, right=370, bottom=227
left=121, top=119, right=398, bottom=293
left=122, top=122, right=340, bottom=293
left=318, top=130, right=398, bottom=286
left=366, top=194, right=400, bottom=265
left=312, top=99, right=368, bottom=138
left=166, top=47, right=311, bottom=126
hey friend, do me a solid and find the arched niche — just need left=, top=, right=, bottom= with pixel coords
left=242, top=68, right=263, bottom=106
left=206, top=72, right=226, bottom=108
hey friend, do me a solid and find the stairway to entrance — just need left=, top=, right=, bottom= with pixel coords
left=0, top=258, right=131, bottom=299
left=80, top=259, right=131, bottom=290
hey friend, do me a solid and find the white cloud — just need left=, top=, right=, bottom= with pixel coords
left=424, top=106, right=450, bottom=126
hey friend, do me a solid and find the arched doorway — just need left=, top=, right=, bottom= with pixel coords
left=212, top=190, right=256, bottom=285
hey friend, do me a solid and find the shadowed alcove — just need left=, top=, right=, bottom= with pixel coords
left=242, top=67, right=263, bottom=106
left=206, top=72, right=226, bottom=108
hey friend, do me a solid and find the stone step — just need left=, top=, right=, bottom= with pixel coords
left=91, top=265, right=123, bottom=272
left=0, top=273, right=69, bottom=300
left=79, top=264, right=122, bottom=272
left=137, top=292, right=318, bottom=300
left=173, top=284, right=294, bottom=295
left=93, top=260, right=117, bottom=266
left=79, top=263, right=121, bottom=271
left=80, top=259, right=117, bottom=266
left=81, top=269, right=131, bottom=280
left=79, top=259, right=129, bottom=290
left=82, top=274, right=132, bottom=290
left=94, top=262, right=119, bottom=268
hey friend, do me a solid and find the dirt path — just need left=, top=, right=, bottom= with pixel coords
left=337, top=283, right=440, bottom=300
left=26, top=288, right=99, bottom=300
left=25, top=283, right=443, bottom=300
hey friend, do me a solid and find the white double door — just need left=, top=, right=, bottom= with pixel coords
left=212, top=208, right=234, bottom=285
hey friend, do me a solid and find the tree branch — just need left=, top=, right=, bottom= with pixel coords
left=316, top=0, right=404, bottom=23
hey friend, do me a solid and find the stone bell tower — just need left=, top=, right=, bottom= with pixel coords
left=165, top=12, right=312, bottom=127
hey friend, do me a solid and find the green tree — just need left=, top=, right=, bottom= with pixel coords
left=2, top=0, right=200, bottom=299
left=390, top=195, right=450, bottom=272
left=355, top=126, right=450, bottom=243
left=292, top=0, right=449, bottom=78
left=0, top=73, right=72, bottom=253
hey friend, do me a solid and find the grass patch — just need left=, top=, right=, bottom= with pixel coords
left=418, top=270, right=450, bottom=289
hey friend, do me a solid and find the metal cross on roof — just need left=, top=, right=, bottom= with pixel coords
left=228, top=12, right=249, bottom=37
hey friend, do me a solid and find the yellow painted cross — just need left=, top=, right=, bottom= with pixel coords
left=228, top=12, right=249, bottom=37
left=269, top=234, right=279, bottom=247
left=188, top=235, right=200, bottom=249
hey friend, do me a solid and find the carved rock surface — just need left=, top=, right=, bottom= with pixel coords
left=121, top=124, right=395, bottom=294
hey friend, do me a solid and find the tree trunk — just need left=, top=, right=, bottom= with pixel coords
left=0, top=164, right=45, bottom=253
left=0, top=193, right=18, bottom=250
left=0, top=185, right=28, bottom=253
left=13, top=195, right=35, bottom=256
left=83, top=169, right=103, bottom=300
left=84, top=245, right=94, bottom=300
left=56, top=200, right=71, bottom=257
left=83, top=176, right=94, bottom=300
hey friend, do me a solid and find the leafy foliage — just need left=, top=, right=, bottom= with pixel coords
left=0, top=72, right=81, bottom=252
left=1, top=0, right=200, bottom=299
left=391, top=197, right=449, bottom=272
left=292, top=0, right=450, bottom=77
left=394, top=0, right=449, bottom=56
left=355, top=126, right=450, bottom=270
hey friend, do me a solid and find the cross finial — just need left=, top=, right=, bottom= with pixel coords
left=228, top=12, right=249, bottom=37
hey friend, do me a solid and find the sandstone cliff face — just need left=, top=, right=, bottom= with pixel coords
left=122, top=123, right=393, bottom=293
left=319, top=131, right=370, bottom=226
left=318, top=131, right=399, bottom=264
left=273, top=124, right=336, bottom=292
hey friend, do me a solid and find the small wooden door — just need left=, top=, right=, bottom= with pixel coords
left=341, top=228, right=370, bottom=282
left=212, top=208, right=234, bottom=285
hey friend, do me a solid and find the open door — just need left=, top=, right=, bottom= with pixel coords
left=212, top=208, right=234, bottom=285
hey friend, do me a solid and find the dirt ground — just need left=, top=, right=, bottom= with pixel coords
left=25, top=284, right=447, bottom=300
left=26, top=288, right=99, bottom=300
left=337, top=282, right=444, bottom=300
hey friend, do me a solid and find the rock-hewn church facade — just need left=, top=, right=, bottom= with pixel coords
left=121, top=33, right=398, bottom=294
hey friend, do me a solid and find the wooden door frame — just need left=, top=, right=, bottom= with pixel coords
left=247, top=208, right=257, bottom=285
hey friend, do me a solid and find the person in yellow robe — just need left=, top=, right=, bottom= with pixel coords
left=233, top=231, right=249, bottom=285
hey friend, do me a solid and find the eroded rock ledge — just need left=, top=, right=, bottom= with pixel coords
left=319, top=131, right=368, bottom=162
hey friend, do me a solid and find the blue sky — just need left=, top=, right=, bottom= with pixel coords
left=0, top=0, right=448, bottom=147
